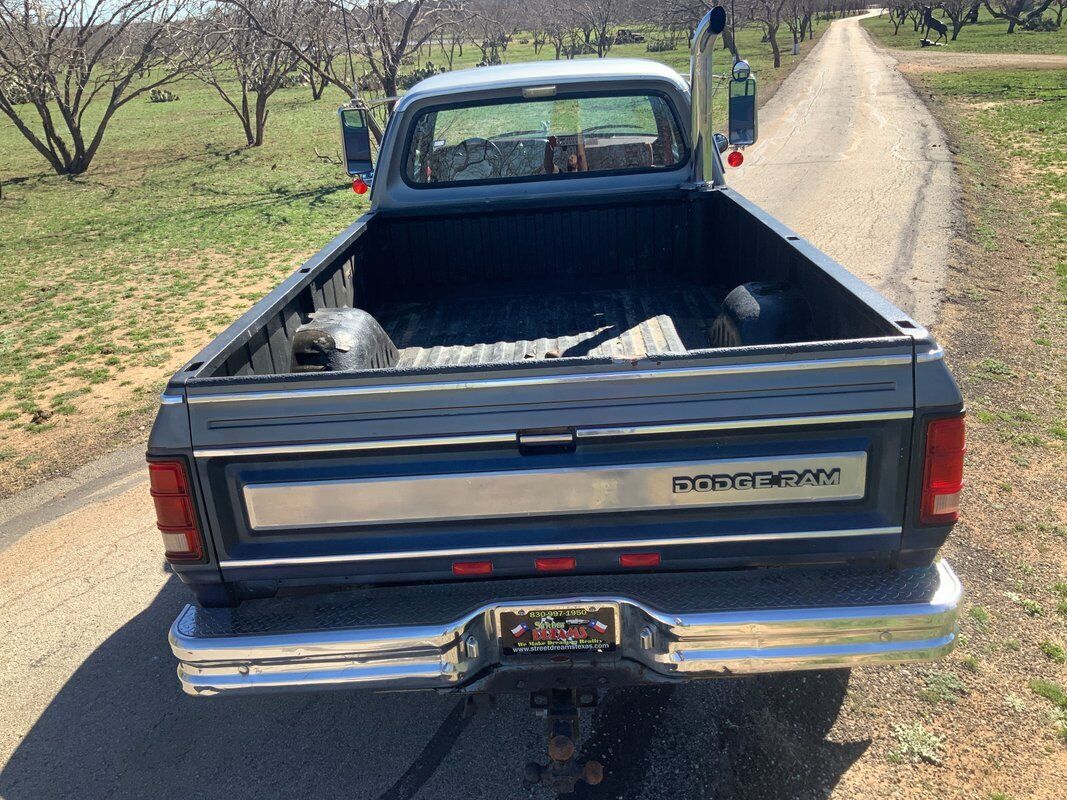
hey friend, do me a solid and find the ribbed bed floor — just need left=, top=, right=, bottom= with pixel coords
left=377, top=286, right=723, bottom=368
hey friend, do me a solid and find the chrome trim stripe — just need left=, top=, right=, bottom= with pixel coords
left=242, top=452, right=869, bottom=530
left=193, top=410, right=912, bottom=458
left=576, top=409, right=912, bottom=440
left=218, top=526, right=900, bottom=569
left=194, top=432, right=515, bottom=459
left=186, top=353, right=913, bottom=405
left=159, top=392, right=185, bottom=405
left=916, top=346, right=944, bottom=364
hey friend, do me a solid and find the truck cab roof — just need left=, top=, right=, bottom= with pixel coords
left=395, top=58, right=689, bottom=113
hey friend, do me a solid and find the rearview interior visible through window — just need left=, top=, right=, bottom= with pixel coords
left=404, top=93, right=686, bottom=186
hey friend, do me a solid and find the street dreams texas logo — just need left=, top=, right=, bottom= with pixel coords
left=673, top=467, right=842, bottom=494
left=510, top=615, right=609, bottom=642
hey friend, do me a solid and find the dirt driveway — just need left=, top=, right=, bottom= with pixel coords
left=732, top=10, right=956, bottom=326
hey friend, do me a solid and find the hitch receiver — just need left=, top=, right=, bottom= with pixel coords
left=523, top=688, right=604, bottom=794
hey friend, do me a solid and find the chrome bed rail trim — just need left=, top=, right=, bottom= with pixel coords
left=193, top=409, right=912, bottom=459
left=218, top=526, right=901, bottom=569
left=171, top=560, right=961, bottom=697
left=194, top=432, right=516, bottom=459
left=576, top=409, right=912, bottom=440
left=185, top=353, right=914, bottom=405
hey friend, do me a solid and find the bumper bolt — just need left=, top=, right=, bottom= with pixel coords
left=464, top=634, right=480, bottom=659
left=639, top=626, right=655, bottom=650
left=238, top=665, right=249, bottom=676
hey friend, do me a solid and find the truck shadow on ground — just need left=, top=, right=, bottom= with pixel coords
left=0, top=579, right=868, bottom=800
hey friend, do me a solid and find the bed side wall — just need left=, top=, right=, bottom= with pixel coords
left=197, top=221, right=373, bottom=379
left=364, top=192, right=697, bottom=304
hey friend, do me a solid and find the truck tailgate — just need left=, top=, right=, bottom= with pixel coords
left=185, top=342, right=916, bottom=584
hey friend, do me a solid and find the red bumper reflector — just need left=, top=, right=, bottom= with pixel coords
left=452, top=560, right=493, bottom=576
left=920, top=415, right=966, bottom=525
left=535, top=557, right=576, bottom=572
left=727, top=150, right=744, bottom=168
left=620, top=552, right=661, bottom=568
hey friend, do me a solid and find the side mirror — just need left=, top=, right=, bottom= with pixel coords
left=728, top=70, right=758, bottom=148
left=339, top=106, right=374, bottom=177
left=713, top=132, right=729, bottom=154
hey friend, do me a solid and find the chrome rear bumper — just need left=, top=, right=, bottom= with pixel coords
left=170, top=561, right=962, bottom=697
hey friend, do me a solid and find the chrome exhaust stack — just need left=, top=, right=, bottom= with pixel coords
left=689, top=6, right=727, bottom=187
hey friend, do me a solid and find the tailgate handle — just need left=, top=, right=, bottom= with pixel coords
left=517, top=430, right=576, bottom=455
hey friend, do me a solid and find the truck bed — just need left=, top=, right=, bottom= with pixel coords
left=378, top=284, right=722, bottom=368
left=154, top=189, right=962, bottom=601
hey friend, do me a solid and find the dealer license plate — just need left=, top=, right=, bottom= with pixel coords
left=499, top=606, right=618, bottom=657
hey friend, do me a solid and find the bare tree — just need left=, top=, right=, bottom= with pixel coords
left=940, top=0, right=977, bottom=38
left=299, top=5, right=344, bottom=100
left=193, top=1, right=300, bottom=146
left=351, top=0, right=459, bottom=101
left=0, top=0, right=198, bottom=175
left=528, top=0, right=578, bottom=60
left=467, top=0, right=511, bottom=64
left=750, top=0, right=788, bottom=68
left=983, top=0, right=1055, bottom=31
left=221, top=0, right=457, bottom=140
left=433, top=19, right=465, bottom=67
left=571, top=0, right=622, bottom=58
left=885, top=0, right=910, bottom=34
left=784, top=0, right=809, bottom=50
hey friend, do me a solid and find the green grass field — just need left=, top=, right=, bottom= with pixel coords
left=921, top=67, right=1065, bottom=286
left=861, top=7, right=1067, bottom=54
left=908, top=66, right=1067, bottom=755
left=0, top=22, right=826, bottom=490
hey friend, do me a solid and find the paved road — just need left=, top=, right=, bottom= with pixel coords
left=0, top=14, right=951, bottom=800
left=732, top=11, right=955, bottom=326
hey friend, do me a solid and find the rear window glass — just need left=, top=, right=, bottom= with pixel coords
left=404, top=94, right=686, bottom=186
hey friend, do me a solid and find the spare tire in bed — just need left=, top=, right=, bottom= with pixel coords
left=291, top=308, right=399, bottom=372
left=708, top=282, right=814, bottom=348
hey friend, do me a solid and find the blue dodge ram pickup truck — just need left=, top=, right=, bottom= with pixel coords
left=147, top=9, right=963, bottom=789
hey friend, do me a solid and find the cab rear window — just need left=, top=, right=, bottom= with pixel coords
left=403, top=93, right=687, bottom=186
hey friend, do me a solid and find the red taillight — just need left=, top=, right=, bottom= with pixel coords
left=727, top=150, right=744, bottom=168
left=620, top=552, right=661, bottom=568
left=920, top=415, right=966, bottom=525
left=148, top=460, right=204, bottom=561
left=452, top=560, right=493, bottom=576
left=535, top=556, right=576, bottom=572
left=352, top=177, right=368, bottom=195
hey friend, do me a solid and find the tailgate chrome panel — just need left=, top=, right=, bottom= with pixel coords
left=171, top=561, right=962, bottom=697
left=243, top=452, right=868, bottom=531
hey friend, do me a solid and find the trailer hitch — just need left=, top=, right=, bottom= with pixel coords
left=523, top=688, right=604, bottom=794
